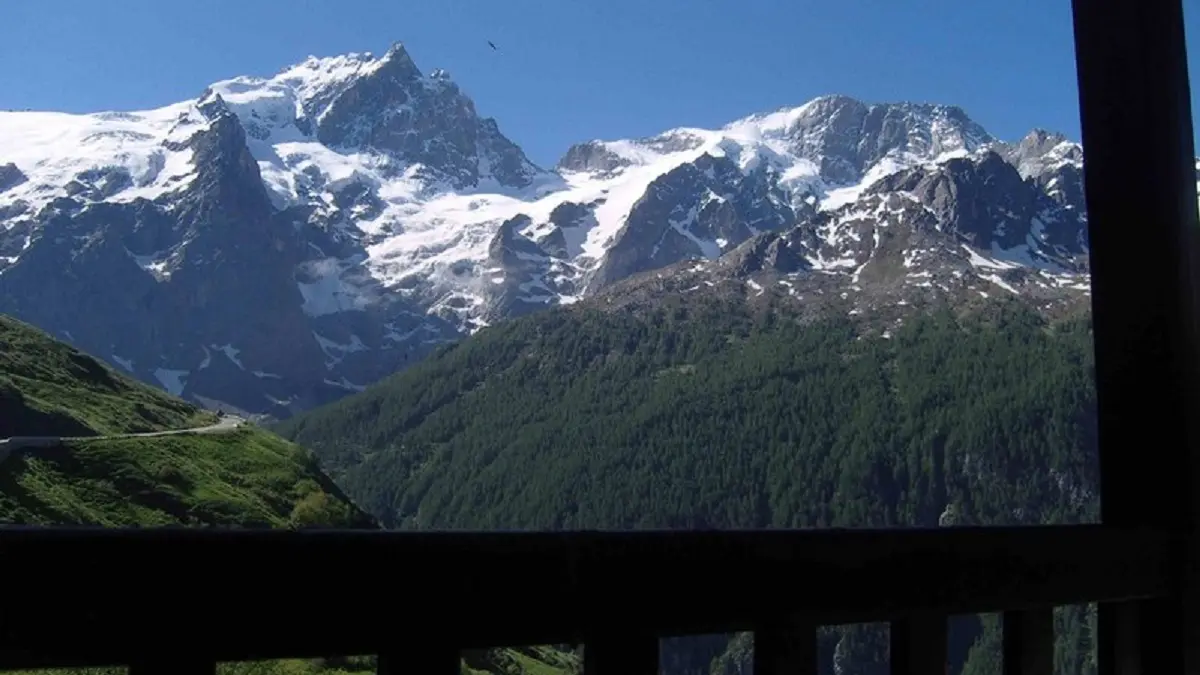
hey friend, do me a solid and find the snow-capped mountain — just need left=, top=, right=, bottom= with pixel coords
left=0, top=43, right=1110, bottom=416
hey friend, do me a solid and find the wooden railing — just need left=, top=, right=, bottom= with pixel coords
left=0, top=0, right=1197, bottom=674
left=0, top=526, right=1175, bottom=674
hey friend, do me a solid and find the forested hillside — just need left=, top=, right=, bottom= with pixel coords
left=0, top=314, right=213, bottom=438
left=277, top=295, right=1100, bottom=675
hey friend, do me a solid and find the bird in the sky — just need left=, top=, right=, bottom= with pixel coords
left=488, top=40, right=499, bottom=51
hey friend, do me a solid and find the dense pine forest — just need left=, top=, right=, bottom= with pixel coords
left=277, top=295, right=1101, bottom=675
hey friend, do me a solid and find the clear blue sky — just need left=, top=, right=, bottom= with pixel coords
left=3, top=0, right=1199, bottom=167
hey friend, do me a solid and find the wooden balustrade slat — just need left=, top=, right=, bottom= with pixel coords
left=378, top=645, right=461, bottom=675
left=1097, top=598, right=1187, bottom=675
left=890, top=613, right=946, bottom=675
left=1001, top=608, right=1053, bottom=675
left=754, top=616, right=818, bottom=675
left=584, top=634, right=659, bottom=675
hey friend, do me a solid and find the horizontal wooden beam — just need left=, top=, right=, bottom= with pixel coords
left=0, top=526, right=1171, bottom=670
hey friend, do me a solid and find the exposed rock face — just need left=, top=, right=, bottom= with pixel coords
left=0, top=164, right=29, bottom=194
left=557, top=141, right=634, bottom=176
left=586, top=153, right=801, bottom=289
left=598, top=145, right=1093, bottom=327
left=738, top=95, right=995, bottom=184
left=481, top=215, right=564, bottom=321
left=314, top=44, right=540, bottom=190
left=719, top=232, right=811, bottom=277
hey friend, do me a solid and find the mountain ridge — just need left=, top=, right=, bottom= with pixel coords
left=0, top=43, right=1125, bottom=417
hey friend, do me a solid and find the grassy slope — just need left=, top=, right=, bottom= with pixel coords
left=0, top=314, right=575, bottom=675
left=0, top=428, right=374, bottom=528
left=0, top=312, right=374, bottom=529
left=0, top=314, right=215, bottom=436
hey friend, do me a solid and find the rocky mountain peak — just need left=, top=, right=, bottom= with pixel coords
left=302, top=44, right=541, bottom=189
left=1020, top=128, right=1070, bottom=150
left=1003, top=128, right=1084, bottom=181
left=722, top=95, right=995, bottom=185
left=195, top=88, right=232, bottom=120
left=557, top=140, right=633, bottom=176
left=184, top=92, right=273, bottom=221
left=377, top=41, right=423, bottom=81
left=0, top=163, right=26, bottom=194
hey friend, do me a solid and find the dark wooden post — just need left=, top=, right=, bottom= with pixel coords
left=755, top=615, right=818, bottom=675
left=378, top=644, right=461, bottom=675
left=1002, top=608, right=1054, bottom=675
left=584, top=634, right=659, bottom=675
left=1071, top=1, right=1200, bottom=675
left=891, top=613, right=947, bottom=675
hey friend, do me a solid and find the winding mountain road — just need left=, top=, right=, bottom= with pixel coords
left=0, top=415, right=244, bottom=466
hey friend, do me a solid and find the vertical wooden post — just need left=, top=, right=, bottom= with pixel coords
left=755, top=615, right=818, bottom=675
left=1095, top=598, right=1188, bottom=675
left=1098, top=600, right=1143, bottom=675
left=891, top=613, right=947, bottom=675
left=584, top=634, right=659, bottom=675
left=378, top=644, right=461, bottom=675
left=1002, top=608, right=1054, bottom=675
left=1072, top=0, right=1200, bottom=674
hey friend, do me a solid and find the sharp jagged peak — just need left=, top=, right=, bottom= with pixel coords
left=194, top=88, right=230, bottom=120
left=557, top=94, right=1002, bottom=185
left=214, top=40, right=449, bottom=122
left=383, top=40, right=410, bottom=59
left=291, top=51, right=373, bottom=73
left=283, top=41, right=417, bottom=74
left=192, top=41, right=540, bottom=192
left=1002, top=126, right=1083, bottom=177
left=1023, top=127, right=1067, bottom=143
left=370, top=41, right=423, bottom=81
left=203, top=41, right=480, bottom=148
left=1009, top=128, right=1077, bottom=156
left=722, top=94, right=988, bottom=137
